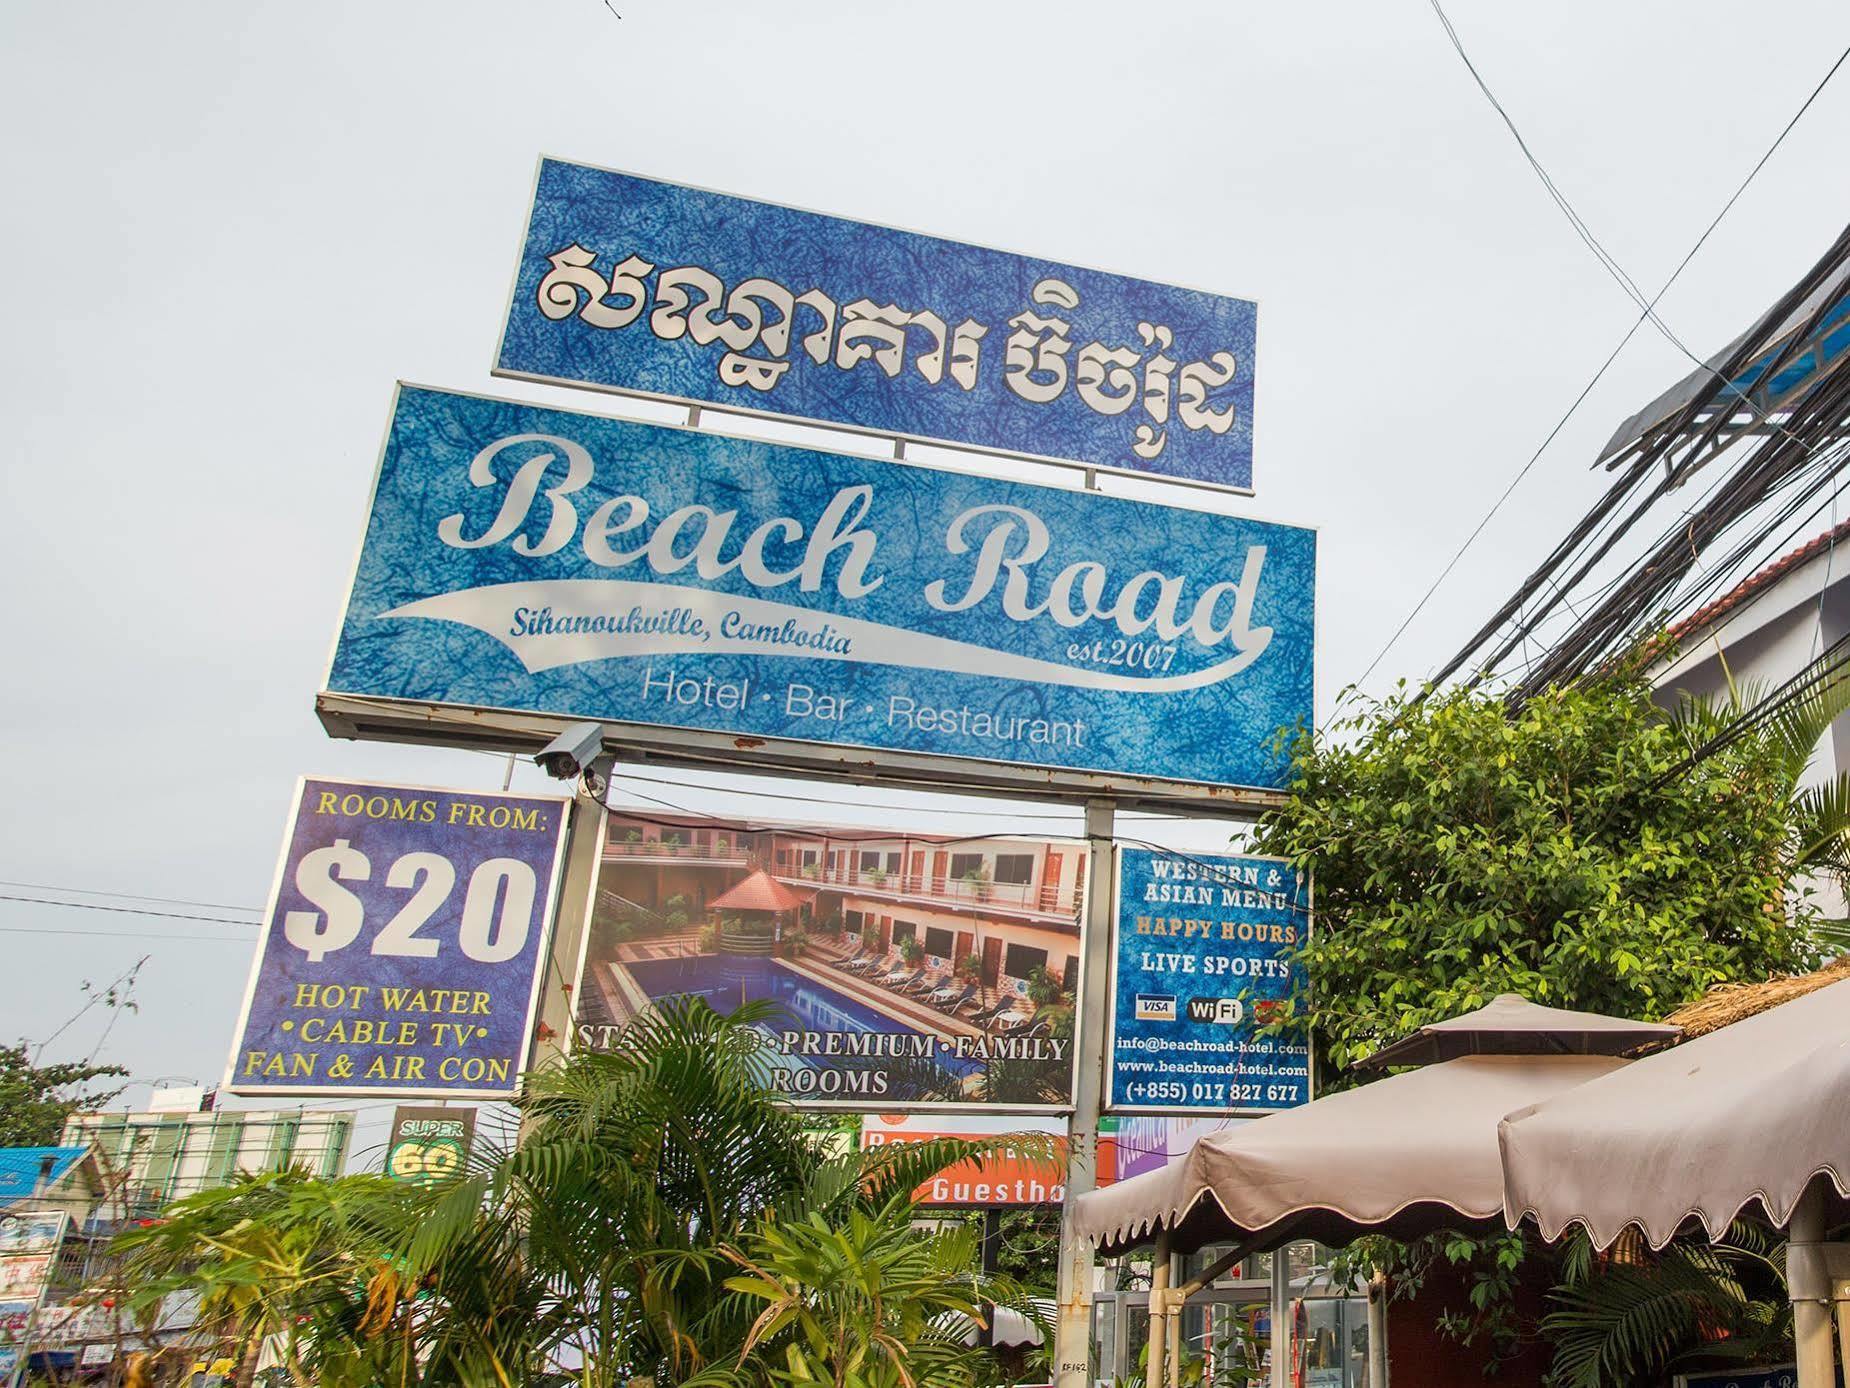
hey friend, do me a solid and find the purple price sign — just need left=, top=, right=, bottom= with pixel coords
left=225, top=778, right=571, bottom=1098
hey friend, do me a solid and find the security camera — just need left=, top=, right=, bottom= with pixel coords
left=534, top=721, right=606, bottom=780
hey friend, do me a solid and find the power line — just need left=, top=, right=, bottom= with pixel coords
left=1448, top=66, right=1850, bottom=689
left=0, top=893, right=258, bottom=928
left=1427, top=0, right=1690, bottom=351
left=1486, top=436, right=1850, bottom=683
left=1487, top=335, right=1850, bottom=696
left=0, top=879, right=260, bottom=915
left=1354, top=18, right=1850, bottom=696
left=606, top=781, right=1109, bottom=850
left=609, top=768, right=1192, bottom=823
left=0, top=923, right=253, bottom=944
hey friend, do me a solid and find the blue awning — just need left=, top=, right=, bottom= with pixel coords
left=0, top=1146, right=86, bottom=1201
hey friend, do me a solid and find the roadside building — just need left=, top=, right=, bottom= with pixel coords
left=1650, top=517, right=1850, bottom=915
left=0, top=1146, right=111, bottom=1224
left=61, top=1103, right=353, bottom=1220
left=18, top=1103, right=355, bottom=1376
left=0, top=1146, right=115, bottom=1384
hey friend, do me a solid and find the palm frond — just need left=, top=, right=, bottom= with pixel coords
left=1759, top=658, right=1850, bottom=782
left=1790, top=774, right=1850, bottom=877
left=1543, top=1231, right=1791, bottom=1388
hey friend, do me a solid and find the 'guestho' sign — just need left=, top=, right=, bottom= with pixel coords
left=325, top=386, right=1314, bottom=793
left=495, top=159, right=1260, bottom=490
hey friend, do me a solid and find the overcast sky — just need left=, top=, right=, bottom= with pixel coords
left=3, top=1, right=1847, bottom=1164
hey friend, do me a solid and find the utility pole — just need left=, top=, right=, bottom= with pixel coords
left=1052, top=798, right=1116, bottom=1388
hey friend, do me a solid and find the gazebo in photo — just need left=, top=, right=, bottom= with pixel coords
left=705, top=869, right=813, bottom=955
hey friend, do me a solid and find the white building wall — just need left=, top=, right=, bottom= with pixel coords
left=1652, top=555, right=1850, bottom=919
left=60, top=1110, right=355, bottom=1213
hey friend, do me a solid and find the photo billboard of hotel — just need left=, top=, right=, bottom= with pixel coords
left=572, top=813, right=1082, bottom=1108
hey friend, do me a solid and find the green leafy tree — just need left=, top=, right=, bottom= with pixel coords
left=987, top=1206, right=1060, bottom=1292
left=1252, top=675, right=1808, bottom=1077
left=0, top=1043, right=126, bottom=1146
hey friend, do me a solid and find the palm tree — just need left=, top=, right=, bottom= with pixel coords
left=701, top=1195, right=1028, bottom=1388
left=1541, top=1223, right=1791, bottom=1388
left=111, top=1168, right=449, bottom=1387
left=114, top=999, right=1049, bottom=1387
left=1665, top=652, right=1850, bottom=954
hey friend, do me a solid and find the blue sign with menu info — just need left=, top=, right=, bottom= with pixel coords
left=1109, top=848, right=1310, bottom=1113
left=325, top=386, right=1314, bottom=793
left=225, top=777, right=570, bottom=1098
left=495, top=159, right=1259, bottom=490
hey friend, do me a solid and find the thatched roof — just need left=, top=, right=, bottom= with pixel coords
left=1664, top=957, right=1850, bottom=1039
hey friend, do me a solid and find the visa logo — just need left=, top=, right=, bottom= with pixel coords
left=1134, top=994, right=1177, bottom=1022
left=1186, top=997, right=1246, bottom=1025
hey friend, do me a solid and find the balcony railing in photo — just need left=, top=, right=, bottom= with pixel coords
left=768, top=857, right=1082, bottom=918
left=603, top=836, right=754, bottom=865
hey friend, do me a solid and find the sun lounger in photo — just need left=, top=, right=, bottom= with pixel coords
left=932, top=984, right=977, bottom=1014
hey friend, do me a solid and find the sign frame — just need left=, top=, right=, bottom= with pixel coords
left=222, top=775, right=573, bottom=1101
left=491, top=155, right=1262, bottom=498
left=567, top=809, right=1087, bottom=1113
left=315, top=382, right=1315, bottom=817
left=385, top=1105, right=477, bottom=1185
left=1672, top=1369, right=1796, bottom=1388
left=860, top=1114, right=1073, bottom=1206
left=1104, top=845, right=1313, bottom=1116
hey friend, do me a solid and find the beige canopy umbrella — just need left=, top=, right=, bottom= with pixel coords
left=1082, top=1055, right=1630, bottom=1388
left=1499, top=974, right=1850, bottom=1388
left=1079, top=1053, right=1629, bottom=1257
left=1079, top=996, right=1663, bottom=1388
left=1358, top=992, right=1679, bottom=1069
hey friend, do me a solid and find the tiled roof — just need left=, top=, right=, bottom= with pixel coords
left=0, top=1146, right=85, bottom=1200
left=1669, top=517, right=1850, bottom=643
left=706, top=870, right=810, bottom=913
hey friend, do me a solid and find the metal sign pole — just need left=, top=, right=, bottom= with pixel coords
left=530, top=794, right=608, bottom=1070
left=1271, top=1253, right=1290, bottom=1388
left=1054, top=797, right=1116, bottom=1388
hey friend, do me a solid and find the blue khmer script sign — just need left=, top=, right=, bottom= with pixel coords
left=495, top=159, right=1259, bottom=490
left=325, top=387, right=1314, bottom=792
left=225, top=777, right=570, bottom=1098
left=1109, top=848, right=1311, bottom=1113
